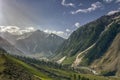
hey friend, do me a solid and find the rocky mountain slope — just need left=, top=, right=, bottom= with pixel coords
left=87, top=18, right=120, bottom=76
left=91, top=33, right=120, bottom=76
left=0, top=36, right=24, bottom=55
left=15, top=30, right=65, bottom=58
left=55, top=12, right=120, bottom=76
left=0, top=30, right=65, bottom=58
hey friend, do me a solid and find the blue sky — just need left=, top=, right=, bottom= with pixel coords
left=0, top=0, right=120, bottom=38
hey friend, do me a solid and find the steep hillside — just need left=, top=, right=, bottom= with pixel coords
left=0, top=36, right=24, bottom=55
left=82, top=16, right=120, bottom=66
left=83, top=18, right=120, bottom=76
left=54, top=12, right=120, bottom=77
left=91, top=33, right=120, bottom=77
left=55, top=12, right=120, bottom=65
left=0, top=51, right=39, bottom=80
left=0, top=49, right=53, bottom=80
left=0, top=31, right=33, bottom=45
left=0, top=30, right=65, bottom=58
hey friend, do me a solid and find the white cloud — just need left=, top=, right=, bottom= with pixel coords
left=0, top=26, right=20, bottom=33
left=20, top=27, right=36, bottom=34
left=43, top=29, right=70, bottom=38
left=44, top=29, right=64, bottom=35
left=71, top=1, right=102, bottom=14
left=66, top=29, right=71, bottom=32
left=61, top=0, right=74, bottom=7
left=75, top=22, right=80, bottom=28
left=103, top=0, right=113, bottom=3
left=107, top=10, right=120, bottom=15
left=0, top=26, right=36, bottom=35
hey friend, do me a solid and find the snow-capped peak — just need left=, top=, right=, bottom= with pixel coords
left=0, top=26, right=36, bottom=35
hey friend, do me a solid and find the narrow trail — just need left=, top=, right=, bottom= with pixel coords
left=57, top=56, right=66, bottom=64
left=79, top=67, right=98, bottom=75
left=72, top=43, right=95, bottom=67
left=71, top=17, right=120, bottom=74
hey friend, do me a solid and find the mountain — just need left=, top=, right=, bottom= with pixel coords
left=54, top=12, right=120, bottom=76
left=14, top=30, right=65, bottom=58
left=91, top=32, right=120, bottom=76
left=0, top=32, right=17, bottom=45
left=84, top=15, right=120, bottom=76
left=0, top=36, right=24, bottom=55
left=0, top=29, right=65, bottom=58
left=0, top=11, right=119, bottom=78
left=0, top=31, right=33, bottom=45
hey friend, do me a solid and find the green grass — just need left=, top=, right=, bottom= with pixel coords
left=0, top=55, right=6, bottom=72
left=1, top=54, right=120, bottom=80
left=62, top=55, right=77, bottom=65
left=34, top=63, right=120, bottom=80
left=5, top=55, right=52, bottom=80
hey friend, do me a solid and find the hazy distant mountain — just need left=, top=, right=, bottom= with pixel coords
left=14, top=30, right=65, bottom=58
left=0, top=29, right=65, bottom=58
left=0, top=36, right=24, bottom=55
left=0, top=32, right=19, bottom=45
left=0, top=26, right=36, bottom=46
left=55, top=12, right=120, bottom=76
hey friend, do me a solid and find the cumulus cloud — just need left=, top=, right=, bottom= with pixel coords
left=71, top=1, right=102, bottom=14
left=43, top=29, right=70, bottom=38
left=0, top=26, right=36, bottom=35
left=0, top=26, right=20, bottom=33
left=61, top=0, right=74, bottom=7
left=44, top=29, right=64, bottom=35
left=20, top=27, right=36, bottom=34
left=107, top=10, right=120, bottom=15
left=103, top=0, right=113, bottom=3
left=75, top=22, right=80, bottom=28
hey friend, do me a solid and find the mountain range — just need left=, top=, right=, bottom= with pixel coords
left=0, top=36, right=24, bottom=55
left=0, top=30, right=65, bottom=59
left=15, top=30, right=65, bottom=58
left=0, top=12, right=120, bottom=79
left=55, top=12, right=120, bottom=76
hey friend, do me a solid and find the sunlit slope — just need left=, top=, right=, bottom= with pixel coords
left=0, top=50, right=52, bottom=80
left=17, top=55, right=120, bottom=80
left=55, top=12, right=120, bottom=66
